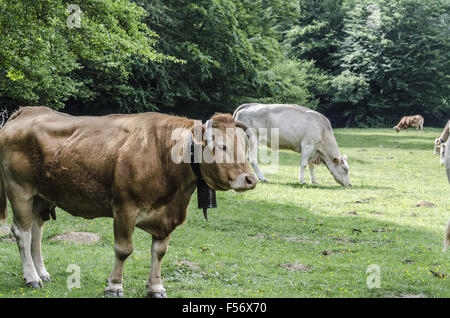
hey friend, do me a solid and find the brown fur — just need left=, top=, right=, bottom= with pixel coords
left=0, top=171, right=6, bottom=223
left=0, top=106, right=256, bottom=296
left=394, top=115, right=424, bottom=132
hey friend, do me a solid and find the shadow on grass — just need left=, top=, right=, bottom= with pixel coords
left=276, top=181, right=393, bottom=191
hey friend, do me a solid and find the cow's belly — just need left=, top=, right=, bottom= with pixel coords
left=37, top=173, right=113, bottom=219
left=262, top=132, right=303, bottom=152
left=39, top=190, right=113, bottom=219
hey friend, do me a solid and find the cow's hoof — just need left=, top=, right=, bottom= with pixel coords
left=104, top=289, right=124, bottom=298
left=39, top=272, right=51, bottom=283
left=26, top=280, right=44, bottom=289
left=42, top=276, right=51, bottom=283
left=147, top=290, right=167, bottom=298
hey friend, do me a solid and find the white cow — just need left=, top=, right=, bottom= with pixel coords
left=434, top=120, right=450, bottom=165
left=435, top=120, right=450, bottom=252
left=444, top=219, right=450, bottom=252
left=233, top=103, right=351, bottom=186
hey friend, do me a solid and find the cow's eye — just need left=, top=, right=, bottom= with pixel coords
left=221, top=145, right=227, bottom=151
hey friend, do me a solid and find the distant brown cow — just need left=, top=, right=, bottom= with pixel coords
left=393, top=115, right=424, bottom=132
left=0, top=106, right=257, bottom=297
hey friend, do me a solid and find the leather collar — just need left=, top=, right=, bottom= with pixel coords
left=188, top=132, right=217, bottom=221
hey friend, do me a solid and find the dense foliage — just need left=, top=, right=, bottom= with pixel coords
left=0, top=0, right=448, bottom=126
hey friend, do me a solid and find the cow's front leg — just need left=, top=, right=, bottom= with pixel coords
left=251, top=162, right=267, bottom=182
left=308, top=163, right=319, bottom=185
left=105, top=208, right=136, bottom=297
left=147, top=235, right=170, bottom=298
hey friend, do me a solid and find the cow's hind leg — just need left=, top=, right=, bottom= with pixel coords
left=248, top=137, right=267, bottom=182
left=147, top=235, right=170, bottom=298
left=10, top=197, right=43, bottom=288
left=105, top=206, right=136, bottom=297
left=30, top=211, right=50, bottom=282
left=299, top=144, right=314, bottom=184
left=443, top=219, right=450, bottom=252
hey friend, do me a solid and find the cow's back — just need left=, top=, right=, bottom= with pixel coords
left=0, top=107, right=184, bottom=218
left=235, top=104, right=333, bottom=151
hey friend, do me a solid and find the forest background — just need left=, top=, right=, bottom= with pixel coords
left=0, top=0, right=448, bottom=127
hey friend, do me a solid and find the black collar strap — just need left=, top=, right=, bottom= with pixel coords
left=440, top=138, right=445, bottom=144
left=189, top=135, right=202, bottom=179
left=188, top=133, right=217, bottom=221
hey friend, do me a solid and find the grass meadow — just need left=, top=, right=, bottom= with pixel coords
left=0, top=128, right=449, bottom=298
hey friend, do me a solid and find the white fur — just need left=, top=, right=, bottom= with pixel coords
left=444, top=219, right=450, bottom=252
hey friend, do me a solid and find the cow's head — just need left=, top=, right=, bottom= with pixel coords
left=434, top=138, right=442, bottom=155
left=327, top=155, right=351, bottom=186
left=192, top=113, right=257, bottom=192
left=394, top=125, right=400, bottom=133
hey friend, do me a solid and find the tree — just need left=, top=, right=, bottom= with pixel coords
left=286, top=0, right=346, bottom=72
left=333, top=0, right=450, bottom=126
left=76, top=0, right=287, bottom=118
left=0, top=0, right=164, bottom=110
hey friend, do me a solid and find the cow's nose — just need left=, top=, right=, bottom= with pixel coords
left=230, top=173, right=257, bottom=191
left=245, top=174, right=257, bottom=188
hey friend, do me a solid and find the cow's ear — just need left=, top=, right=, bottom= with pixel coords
left=342, top=155, right=348, bottom=160
left=333, top=157, right=340, bottom=164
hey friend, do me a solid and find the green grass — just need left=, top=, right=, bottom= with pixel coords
left=0, top=128, right=449, bottom=298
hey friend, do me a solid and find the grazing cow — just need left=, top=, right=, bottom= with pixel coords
left=233, top=103, right=351, bottom=186
left=434, top=120, right=450, bottom=165
left=393, top=115, right=424, bottom=132
left=437, top=121, right=450, bottom=252
left=0, top=106, right=257, bottom=297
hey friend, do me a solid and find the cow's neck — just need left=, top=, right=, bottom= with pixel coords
left=156, top=119, right=199, bottom=192
left=317, top=132, right=341, bottom=163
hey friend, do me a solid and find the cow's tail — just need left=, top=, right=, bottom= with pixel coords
left=0, top=109, right=8, bottom=224
left=0, top=172, right=6, bottom=224
left=444, top=219, right=450, bottom=252
left=232, top=103, right=256, bottom=120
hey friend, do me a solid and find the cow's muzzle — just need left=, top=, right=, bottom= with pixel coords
left=230, top=173, right=257, bottom=191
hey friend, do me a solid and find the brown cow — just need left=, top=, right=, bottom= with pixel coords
left=0, top=106, right=257, bottom=297
left=393, top=115, right=424, bottom=132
